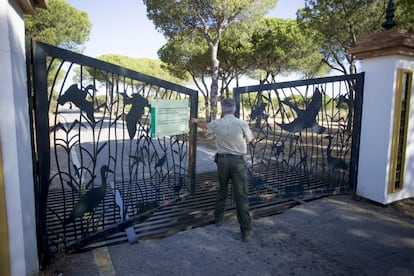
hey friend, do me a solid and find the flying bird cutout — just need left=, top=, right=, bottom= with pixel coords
left=58, top=84, right=96, bottom=124
left=120, top=92, right=149, bottom=139
left=277, top=88, right=326, bottom=134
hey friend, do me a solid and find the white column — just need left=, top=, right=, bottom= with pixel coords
left=357, top=57, right=414, bottom=203
left=351, top=29, right=414, bottom=204
left=0, top=0, right=39, bottom=274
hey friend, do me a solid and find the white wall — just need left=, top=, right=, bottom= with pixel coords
left=0, top=0, right=39, bottom=274
left=357, top=56, right=414, bottom=204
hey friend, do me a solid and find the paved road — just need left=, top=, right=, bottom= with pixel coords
left=42, top=195, right=414, bottom=276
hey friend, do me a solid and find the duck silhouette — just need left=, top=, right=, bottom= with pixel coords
left=272, top=141, right=285, bottom=159
left=120, top=92, right=149, bottom=139
left=277, top=88, right=326, bottom=134
left=324, top=136, right=348, bottom=170
left=336, top=95, right=351, bottom=109
left=63, top=165, right=112, bottom=225
left=250, top=102, right=268, bottom=120
left=58, top=84, right=96, bottom=123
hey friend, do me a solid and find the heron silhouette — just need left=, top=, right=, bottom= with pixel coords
left=120, top=92, right=149, bottom=139
left=58, top=84, right=96, bottom=123
left=63, top=165, right=112, bottom=225
left=277, top=88, right=326, bottom=134
left=324, top=136, right=348, bottom=170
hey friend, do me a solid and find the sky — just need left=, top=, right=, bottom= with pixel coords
left=66, top=0, right=304, bottom=59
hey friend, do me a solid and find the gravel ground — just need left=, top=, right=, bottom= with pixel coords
left=40, top=132, right=414, bottom=275
left=42, top=195, right=414, bottom=276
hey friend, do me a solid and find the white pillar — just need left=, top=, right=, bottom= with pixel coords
left=351, top=29, right=414, bottom=204
left=0, top=0, right=39, bottom=274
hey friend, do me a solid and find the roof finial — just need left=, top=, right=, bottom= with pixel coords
left=382, top=0, right=397, bottom=30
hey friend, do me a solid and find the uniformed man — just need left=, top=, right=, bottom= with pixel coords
left=191, top=98, right=255, bottom=242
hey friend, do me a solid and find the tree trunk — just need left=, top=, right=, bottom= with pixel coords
left=204, top=95, right=210, bottom=122
left=209, top=43, right=219, bottom=121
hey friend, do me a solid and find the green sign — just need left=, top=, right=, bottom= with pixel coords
left=150, top=99, right=190, bottom=137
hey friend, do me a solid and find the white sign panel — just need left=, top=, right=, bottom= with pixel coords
left=150, top=99, right=190, bottom=137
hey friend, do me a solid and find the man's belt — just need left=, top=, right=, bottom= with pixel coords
left=217, top=153, right=243, bottom=159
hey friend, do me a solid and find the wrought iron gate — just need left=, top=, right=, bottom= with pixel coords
left=27, top=40, right=198, bottom=267
left=27, top=39, right=364, bottom=268
left=234, top=73, right=364, bottom=201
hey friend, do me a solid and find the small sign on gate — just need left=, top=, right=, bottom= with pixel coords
left=149, top=99, right=190, bottom=137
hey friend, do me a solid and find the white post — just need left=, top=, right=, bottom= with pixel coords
left=0, top=0, right=39, bottom=274
left=350, top=29, right=414, bottom=204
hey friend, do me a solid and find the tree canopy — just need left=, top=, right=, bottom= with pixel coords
left=157, top=17, right=326, bottom=119
left=249, top=17, right=327, bottom=83
left=144, top=0, right=278, bottom=119
left=297, top=0, right=414, bottom=76
left=98, top=54, right=186, bottom=84
left=24, top=0, right=91, bottom=51
left=394, top=0, right=414, bottom=30
left=297, top=0, right=387, bottom=75
left=296, top=0, right=414, bottom=131
left=158, top=35, right=212, bottom=119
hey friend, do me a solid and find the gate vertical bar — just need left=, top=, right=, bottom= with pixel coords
left=189, top=92, right=198, bottom=194
left=234, top=90, right=241, bottom=118
left=31, top=41, right=52, bottom=268
left=349, top=72, right=365, bottom=191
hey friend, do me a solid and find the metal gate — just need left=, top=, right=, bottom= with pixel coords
left=27, top=40, right=198, bottom=267
left=27, top=39, right=364, bottom=268
left=234, top=73, right=364, bottom=201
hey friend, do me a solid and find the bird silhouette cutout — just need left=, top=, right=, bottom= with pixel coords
left=58, top=84, right=96, bottom=123
left=120, top=92, right=149, bottom=139
left=272, top=141, right=285, bottom=159
left=135, top=201, right=158, bottom=220
left=324, top=136, right=348, bottom=170
left=277, top=88, right=326, bottom=134
left=63, top=165, right=112, bottom=225
left=174, top=175, right=184, bottom=194
left=247, top=169, right=267, bottom=188
left=250, top=102, right=268, bottom=120
left=155, top=153, right=167, bottom=169
left=336, top=95, right=351, bottom=109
